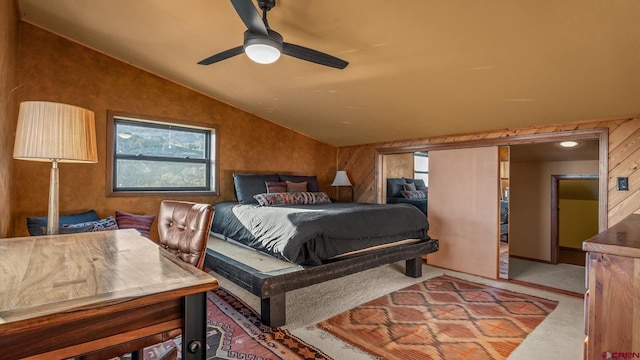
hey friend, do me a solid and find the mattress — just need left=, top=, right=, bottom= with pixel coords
left=210, top=202, right=430, bottom=266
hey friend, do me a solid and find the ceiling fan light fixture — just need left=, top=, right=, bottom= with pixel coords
left=245, top=43, right=281, bottom=64
left=244, top=31, right=283, bottom=64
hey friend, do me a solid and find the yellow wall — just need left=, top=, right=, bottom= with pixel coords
left=11, top=23, right=336, bottom=238
left=559, top=199, right=599, bottom=248
left=509, top=160, right=598, bottom=261
left=0, top=1, right=18, bottom=237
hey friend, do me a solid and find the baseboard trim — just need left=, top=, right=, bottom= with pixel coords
left=506, top=279, right=584, bottom=299
left=559, top=246, right=584, bottom=252
left=509, top=255, right=552, bottom=264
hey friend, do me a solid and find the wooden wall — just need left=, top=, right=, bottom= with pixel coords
left=337, top=117, right=640, bottom=228
left=11, top=23, right=336, bottom=238
left=0, top=1, right=18, bottom=237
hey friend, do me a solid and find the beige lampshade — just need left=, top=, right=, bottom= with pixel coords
left=331, top=170, right=352, bottom=186
left=13, top=101, right=98, bottom=163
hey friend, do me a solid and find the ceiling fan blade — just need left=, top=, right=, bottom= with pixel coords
left=197, top=46, right=244, bottom=65
left=282, top=43, right=348, bottom=69
left=230, top=0, right=268, bottom=36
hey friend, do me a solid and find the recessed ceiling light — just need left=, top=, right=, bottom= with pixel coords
left=559, top=141, right=580, bottom=148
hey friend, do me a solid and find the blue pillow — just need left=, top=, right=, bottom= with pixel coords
left=27, top=210, right=100, bottom=236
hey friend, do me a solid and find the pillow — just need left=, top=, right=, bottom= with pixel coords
left=402, top=182, right=417, bottom=192
left=386, top=178, right=407, bottom=198
left=401, top=190, right=427, bottom=199
left=92, top=216, right=119, bottom=231
left=27, top=209, right=100, bottom=236
left=266, top=181, right=287, bottom=193
left=59, top=223, right=95, bottom=234
left=115, top=210, right=155, bottom=238
left=58, top=216, right=119, bottom=234
left=278, top=175, right=319, bottom=192
left=254, top=192, right=332, bottom=206
left=413, top=179, right=427, bottom=191
left=233, top=173, right=280, bottom=204
left=286, top=181, right=308, bottom=192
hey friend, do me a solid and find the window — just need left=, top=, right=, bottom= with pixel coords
left=414, top=151, right=428, bottom=185
left=107, top=111, right=217, bottom=195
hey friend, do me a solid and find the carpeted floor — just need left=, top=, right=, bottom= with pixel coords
left=318, top=275, right=559, bottom=360
left=209, top=262, right=584, bottom=359
left=508, top=258, right=586, bottom=295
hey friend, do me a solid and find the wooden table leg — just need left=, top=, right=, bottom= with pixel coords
left=182, top=292, right=207, bottom=360
left=261, top=293, right=286, bottom=328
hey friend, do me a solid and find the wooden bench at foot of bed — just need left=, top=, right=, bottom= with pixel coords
left=204, top=235, right=439, bottom=327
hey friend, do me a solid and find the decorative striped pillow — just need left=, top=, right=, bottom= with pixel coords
left=115, top=210, right=155, bottom=238
left=400, top=190, right=426, bottom=199
left=254, top=192, right=332, bottom=206
left=92, top=216, right=119, bottom=231
left=265, top=181, right=287, bottom=193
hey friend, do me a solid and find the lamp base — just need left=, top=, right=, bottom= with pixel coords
left=47, top=161, right=59, bottom=235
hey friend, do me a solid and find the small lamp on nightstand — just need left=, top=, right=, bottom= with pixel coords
left=331, top=170, right=353, bottom=202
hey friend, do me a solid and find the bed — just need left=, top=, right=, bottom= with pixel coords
left=204, top=173, right=439, bottom=327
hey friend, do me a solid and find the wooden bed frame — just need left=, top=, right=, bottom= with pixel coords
left=204, top=238, right=439, bottom=327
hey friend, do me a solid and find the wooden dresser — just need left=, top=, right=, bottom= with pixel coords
left=582, top=214, right=640, bottom=360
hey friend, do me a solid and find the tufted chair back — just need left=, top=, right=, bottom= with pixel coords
left=158, top=200, right=214, bottom=269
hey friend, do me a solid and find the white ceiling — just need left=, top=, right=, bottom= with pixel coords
left=16, top=0, right=640, bottom=146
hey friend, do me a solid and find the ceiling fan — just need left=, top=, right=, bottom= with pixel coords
left=198, top=0, right=348, bottom=69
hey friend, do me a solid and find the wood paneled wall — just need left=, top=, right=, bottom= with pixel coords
left=11, top=23, right=336, bottom=238
left=337, top=117, right=640, bottom=228
left=0, top=1, right=18, bottom=237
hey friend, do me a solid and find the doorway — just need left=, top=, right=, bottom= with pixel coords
left=374, top=128, right=608, bottom=290
left=551, top=175, right=599, bottom=266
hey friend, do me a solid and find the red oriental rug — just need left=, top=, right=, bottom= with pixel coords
left=137, top=288, right=330, bottom=360
left=317, top=275, right=558, bottom=360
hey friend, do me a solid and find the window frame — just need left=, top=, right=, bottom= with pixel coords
left=414, top=151, right=429, bottom=185
left=106, top=110, right=219, bottom=197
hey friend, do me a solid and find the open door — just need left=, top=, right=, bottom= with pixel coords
left=427, top=147, right=500, bottom=279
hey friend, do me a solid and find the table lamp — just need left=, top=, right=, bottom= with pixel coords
left=13, top=101, right=97, bottom=235
left=331, top=170, right=353, bottom=202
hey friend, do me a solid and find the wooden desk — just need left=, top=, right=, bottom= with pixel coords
left=0, top=229, right=218, bottom=359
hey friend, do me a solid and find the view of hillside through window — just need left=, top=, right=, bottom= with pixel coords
left=114, top=119, right=214, bottom=191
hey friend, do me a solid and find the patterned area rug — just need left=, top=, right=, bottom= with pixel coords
left=140, top=288, right=330, bottom=360
left=317, top=275, right=558, bottom=360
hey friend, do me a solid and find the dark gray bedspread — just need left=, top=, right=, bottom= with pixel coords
left=211, top=202, right=430, bottom=266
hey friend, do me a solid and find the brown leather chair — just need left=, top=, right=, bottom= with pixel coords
left=78, top=201, right=214, bottom=360
left=157, top=200, right=214, bottom=269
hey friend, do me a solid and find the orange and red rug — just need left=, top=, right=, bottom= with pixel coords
left=140, top=288, right=330, bottom=360
left=318, top=275, right=558, bottom=360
